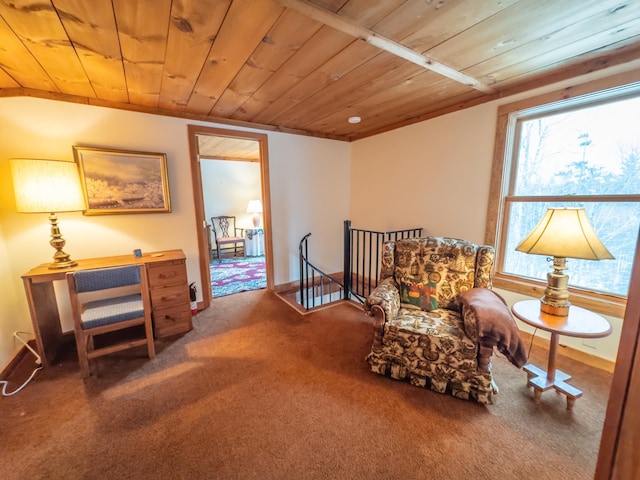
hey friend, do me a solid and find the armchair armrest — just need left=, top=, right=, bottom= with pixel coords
left=235, top=227, right=245, bottom=236
left=363, top=278, right=400, bottom=350
left=364, top=277, right=400, bottom=319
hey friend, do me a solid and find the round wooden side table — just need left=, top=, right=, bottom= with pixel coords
left=511, top=299, right=612, bottom=410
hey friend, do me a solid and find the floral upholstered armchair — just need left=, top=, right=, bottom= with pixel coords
left=364, top=236, right=527, bottom=404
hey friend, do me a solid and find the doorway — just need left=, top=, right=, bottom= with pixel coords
left=188, top=125, right=273, bottom=310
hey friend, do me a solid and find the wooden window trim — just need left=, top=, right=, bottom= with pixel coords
left=485, top=69, right=640, bottom=318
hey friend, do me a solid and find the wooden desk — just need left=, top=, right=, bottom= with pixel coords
left=22, top=249, right=192, bottom=367
left=511, top=300, right=612, bottom=409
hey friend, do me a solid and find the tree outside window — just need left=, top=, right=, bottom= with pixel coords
left=492, top=81, right=640, bottom=312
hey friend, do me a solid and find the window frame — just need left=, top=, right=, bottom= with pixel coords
left=486, top=70, right=640, bottom=318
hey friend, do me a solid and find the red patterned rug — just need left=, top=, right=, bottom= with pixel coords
left=210, top=256, right=266, bottom=297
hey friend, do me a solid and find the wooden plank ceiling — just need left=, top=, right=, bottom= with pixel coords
left=1, top=0, right=640, bottom=141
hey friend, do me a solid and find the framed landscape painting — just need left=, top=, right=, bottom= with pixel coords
left=73, top=146, right=171, bottom=215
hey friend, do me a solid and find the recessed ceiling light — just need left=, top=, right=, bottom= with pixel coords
left=348, top=116, right=361, bottom=124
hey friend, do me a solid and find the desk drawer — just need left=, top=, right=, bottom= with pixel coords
left=153, top=306, right=192, bottom=338
left=150, top=283, right=189, bottom=309
left=147, top=261, right=187, bottom=288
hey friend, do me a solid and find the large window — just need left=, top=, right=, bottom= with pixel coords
left=490, top=78, right=640, bottom=316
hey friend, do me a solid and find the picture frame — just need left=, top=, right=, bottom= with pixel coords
left=73, top=146, right=171, bottom=215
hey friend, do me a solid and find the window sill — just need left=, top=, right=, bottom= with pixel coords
left=493, top=273, right=626, bottom=318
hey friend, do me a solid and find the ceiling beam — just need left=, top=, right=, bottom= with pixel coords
left=273, top=0, right=496, bottom=95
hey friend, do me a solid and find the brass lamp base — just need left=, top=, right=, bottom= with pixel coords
left=540, top=255, right=570, bottom=317
left=48, top=256, right=78, bottom=270
left=540, top=299, right=569, bottom=317
left=47, top=212, right=77, bottom=270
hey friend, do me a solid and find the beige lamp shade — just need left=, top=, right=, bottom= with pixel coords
left=10, top=158, right=85, bottom=213
left=516, top=207, right=613, bottom=260
left=246, top=200, right=263, bottom=214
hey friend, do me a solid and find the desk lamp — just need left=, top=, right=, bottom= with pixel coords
left=516, top=207, right=613, bottom=316
left=10, top=158, right=85, bottom=269
left=247, top=199, right=263, bottom=228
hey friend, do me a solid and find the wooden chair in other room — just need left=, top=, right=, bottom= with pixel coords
left=210, top=215, right=246, bottom=261
left=66, top=264, right=155, bottom=379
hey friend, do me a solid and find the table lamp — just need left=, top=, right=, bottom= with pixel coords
left=247, top=199, right=263, bottom=228
left=10, top=158, right=85, bottom=269
left=515, top=207, right=613, bottom=316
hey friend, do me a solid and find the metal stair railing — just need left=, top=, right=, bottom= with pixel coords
left=297, top=221, right=424, bottom=311
left=343, top=220, right=423, bottom=303
left=299, top=233, right=345, bottom=310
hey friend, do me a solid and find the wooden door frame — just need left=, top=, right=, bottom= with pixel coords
left=188, top=124, right=273, bottom=309
left=595, top=231, right=640, bottom=479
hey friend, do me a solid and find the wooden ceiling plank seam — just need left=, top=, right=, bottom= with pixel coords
left=48, top=0, right=100, bottom=100
left=0, top=15, right=59, bottom=91
left=309, top=0, right=349, bottom=12
left=275, top=53, right=424, bottom=129
left=0, top=65, right=18, bottom=87
left=490, top=36, right=640, bottom=93
left=335, top=0, right=407, bottom=29
left=158, top=0, right=232, bottom=111
left=368, top=0, right=449, bottom=41
left=113, top=0, right=172, bottom=107
left=397, top=0, right=521, bottom=53
left=310, top=72, right=469, bottom=134
left=424, top=0, right=631, bottom=74
left=210, top=8, right=324, bottom=118
left=204, top=4, right=289, bottom=116
left=273, top=0, right=496, bottom=94
left=360, top=84, right=476, bottom=129
left=230, top=25, right=355, bottom=122
left=183, top=0, right=284, bottom=115
left=0, top=0, right=94, bottom=97
left=304, top=71, right=461, bottom=134
left=166, top=1, right=231, bottom=114
left=252, top=38, right=381, bottom=125
left=351, top=90, right=491, bottom=140
left=52, top=0, right=128, bottom=103
left=465, top=9, right=640, bottom=85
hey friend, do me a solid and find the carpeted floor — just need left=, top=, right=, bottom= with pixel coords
left=0, top=290, right=612, bottom=479
left=210, top=255, right=266, bottom=297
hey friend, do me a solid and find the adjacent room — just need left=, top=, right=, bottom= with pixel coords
left=1, top=1, right=639, bottom=479
left=198, top=133, right=267, bottom=297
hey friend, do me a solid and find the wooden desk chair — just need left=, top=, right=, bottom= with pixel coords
left=66, top=264, right=155, bottom=379
left=210, top=215, right=246, bottom=261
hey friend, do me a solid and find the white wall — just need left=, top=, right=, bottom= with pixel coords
left=201, top=160, right=262, bottom=229
left=0, top=96, right=351, bottom=368
left=268, top=133, right=351, bottom=280
left=350, top=104, right=496, bottom=243
left=0, top=222, right=23, bottom=366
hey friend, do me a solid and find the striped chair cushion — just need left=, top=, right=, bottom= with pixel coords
left=81, top=294, right=144, bottom=329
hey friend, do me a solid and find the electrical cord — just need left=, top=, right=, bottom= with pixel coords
left=0, top=331, right=43, bottom=397
left=1, top=365, right=42, bottom=396
left=527, top=327, right=538, bottom=360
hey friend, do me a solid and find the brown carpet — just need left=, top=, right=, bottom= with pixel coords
left=0, top=289, right=612, bottom=479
